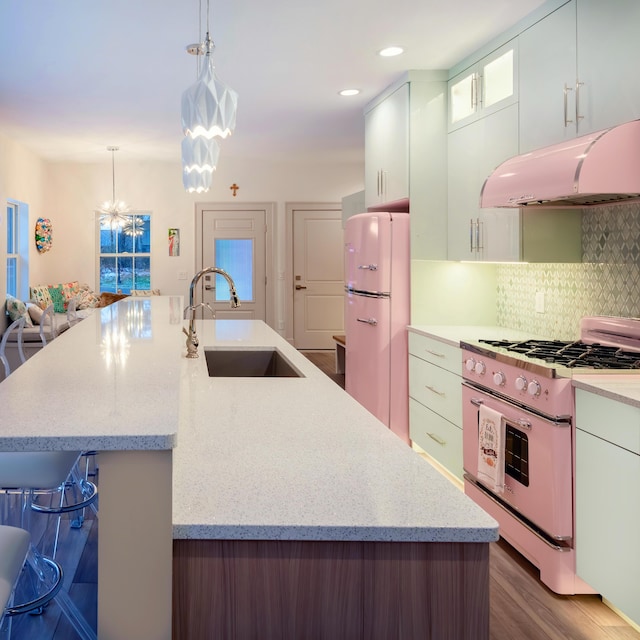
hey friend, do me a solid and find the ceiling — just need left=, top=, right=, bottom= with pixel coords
left=0, top=0, right=547, bottom=165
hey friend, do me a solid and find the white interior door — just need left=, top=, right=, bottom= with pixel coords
left=292, top=207, right=344, bottom=349
left=201, top=208, right=266, bottom=320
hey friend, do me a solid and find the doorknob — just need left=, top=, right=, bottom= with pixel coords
left=204, top=285, right=215, bottom=291
left=295, top=285, right=307, bottom=290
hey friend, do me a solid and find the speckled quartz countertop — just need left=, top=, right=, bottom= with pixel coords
left=174, top=319, right=497, bottom=542
left=0, top=298, right=498, bottom=544
left=0, top=296, right=182, bottom=452
left=573, top=374, right=640, bottom=408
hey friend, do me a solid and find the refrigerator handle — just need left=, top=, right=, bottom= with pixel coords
left=356, top=317, right=378, bottom=326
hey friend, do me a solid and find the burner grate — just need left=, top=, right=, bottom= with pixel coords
left=479, top=339, right=640, bottom=369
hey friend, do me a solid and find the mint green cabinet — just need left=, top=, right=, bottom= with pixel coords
left=408, top=331, right=463, bottom=480
left=575, top=389, right=640, bottom=627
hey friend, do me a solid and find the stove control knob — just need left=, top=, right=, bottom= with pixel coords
left=493, top=371, right=506, bottom=386
left=474, top=361, right=486, bottom=375
left=515, top=375, right=527, bottom=391
left=527, top=380, right=542, bottom=397
left=465, top=358, right=476, bottom=372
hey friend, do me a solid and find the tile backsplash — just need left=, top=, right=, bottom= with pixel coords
left=496, top=203, right=640, bottom=339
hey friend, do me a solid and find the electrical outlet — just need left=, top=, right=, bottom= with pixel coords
left=178, top=271, right=188, bottom=280
left=535, top=291, right=545, bottom=314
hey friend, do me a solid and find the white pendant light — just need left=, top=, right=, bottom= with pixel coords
left=181, top=0, right=238, bottom=141
left=181, top=136, right=219, bottom=193
left=181, top=135, right=220, bottom=175
left=183, top=170, right=213, bottom=194
left=97, top=146, right=130, bottom=229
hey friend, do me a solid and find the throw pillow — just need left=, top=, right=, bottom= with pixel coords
left=76, top=289, right=100, bottom=310
left=30, top=285, right=53, bottom=310
left=6, top=295, right=34, bottom=326
left=27, top=302, right=44, bottom=325
left=60, top=281, right=80, bottom=303
left=130, top=289, right=161, bottom=297
left=48, top=285, right=67, bottom=313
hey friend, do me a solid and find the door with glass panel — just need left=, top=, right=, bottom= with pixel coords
left=201, top=209, right=266, bottom=320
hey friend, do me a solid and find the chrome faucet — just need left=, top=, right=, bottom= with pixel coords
left=183, top=267, right=240, bottom=358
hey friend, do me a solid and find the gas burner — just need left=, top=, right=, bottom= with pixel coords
left=478, top=338, right=640, bottom=370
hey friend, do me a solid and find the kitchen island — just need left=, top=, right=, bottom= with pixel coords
left=0, top=296, right=498, bottom=639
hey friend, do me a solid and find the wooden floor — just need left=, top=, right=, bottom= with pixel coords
left=7, top=351, right=638, bottom=639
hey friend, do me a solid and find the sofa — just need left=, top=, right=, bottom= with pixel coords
left=1, top=282, right=128, bottom=380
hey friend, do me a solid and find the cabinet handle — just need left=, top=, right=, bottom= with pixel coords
left=475, top=218, right=483, bottom=251
left=425, top=385, right=445, bottom=397
left=576, top=81, right=584, bottom=123
left=376, top=170, right=381, bottom=197
left=424, top=349, right=445, bottom=358
left=356, top=317, right=377, bottom=326
left=427, top=432, right=447, bottom=446
left=563, top=83, right=574, bottom=127
left=381, top=170, right=387, bottom=199
left=471, top=75, right=479, bottom=110
left=469, top=219, right=475, bottom=253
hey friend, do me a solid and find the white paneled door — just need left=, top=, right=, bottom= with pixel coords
left=292, top=206, right=344, bottom=349
left=201, top=207, right=267, bottom=320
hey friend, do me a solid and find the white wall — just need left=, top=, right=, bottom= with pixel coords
left=0, top=133, right=46, bottom=305
left=1, top=137, right=363, bottom=332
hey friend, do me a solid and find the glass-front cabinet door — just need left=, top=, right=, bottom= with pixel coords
left=448, top=41, right=517, bottom=131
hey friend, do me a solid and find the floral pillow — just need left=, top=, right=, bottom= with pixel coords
left=6, top=295, right=34, bottom=326
left=76, top=289, right=100, bottom=310
left=30, top=285, right=53, bottom=310
left=48, top=285, right=67, bottom=313
left=60, top=281, right=80, bottom=303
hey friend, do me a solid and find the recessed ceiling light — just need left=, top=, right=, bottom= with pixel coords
left=339, top=89, right=360, bottom=97
left=378, top=46, right=404, bottom=57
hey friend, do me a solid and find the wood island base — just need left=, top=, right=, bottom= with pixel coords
left=173, top=539, right=489, bottom=639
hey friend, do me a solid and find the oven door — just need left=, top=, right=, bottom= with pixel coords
left=462, top=382, right=573, bottom=542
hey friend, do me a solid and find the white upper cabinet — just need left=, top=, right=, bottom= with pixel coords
left=365, top=72, right=449, bottom=261
left=519, top=0, right=640, bottom=153
left=519, top=2, right=577, bottom=153
left=448, top=104, right=520, bottom=261
left=364, top=83, right=409, bottom=209
left=577, top=0, right=640, bottom=133
left=448, top=41, right=518, bottom=131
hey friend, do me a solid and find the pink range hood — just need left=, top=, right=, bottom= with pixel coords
left=480, top=119, right=640, bottom=208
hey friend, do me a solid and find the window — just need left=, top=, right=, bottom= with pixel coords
left=214, top=238, right=254, bottom=301
left=98, top=214, right=151, bottom=294
left=6, top=203, right=18, bottom=297
left=6, top=201, right=29, bottom=300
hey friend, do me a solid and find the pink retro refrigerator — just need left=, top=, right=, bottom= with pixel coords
left=344, top=211, right=410, bottom=444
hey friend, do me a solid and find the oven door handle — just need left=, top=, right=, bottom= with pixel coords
left=469, top=397, right=532, bottom=430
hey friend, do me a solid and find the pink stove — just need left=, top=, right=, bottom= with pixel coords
left=460, top=316, right=640, bottom=595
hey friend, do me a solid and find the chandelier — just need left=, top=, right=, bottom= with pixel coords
left=181, top=0, right=237, bottom=193
left=98, top=146, right=130, bottom=229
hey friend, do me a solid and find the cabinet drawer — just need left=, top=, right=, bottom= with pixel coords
left=409, top=355, right=462, bottom=426
left=410, top=399, right=463, bottom=480
left=575, top=389, right=640, bottom=455
left=408, top=332, right=462, bottom=375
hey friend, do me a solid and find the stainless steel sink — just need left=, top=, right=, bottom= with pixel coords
left=204, top=348, right=304, bottom=378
